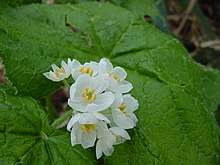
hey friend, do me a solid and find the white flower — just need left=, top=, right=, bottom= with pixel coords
left=71, top=60, right=98, bottom=80
left=109, top=127, right=130, bottom=144
left=68, top=75, right=115, bottom=112
left=67, top=112, right=110, bottom=131
left=96, top=127, right=130, bottom=159
left=67, top=114, right=109, bottom=149
left=96, top=130, right=115, bottom=159
left=111, top=94, right=138, bottom=129
left=43, top=58, right=73, bottom=82
left=98, top=58, right=133, bottom=93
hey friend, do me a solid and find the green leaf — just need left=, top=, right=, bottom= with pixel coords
left=109, top=0, right=170, bottom=33
left=109, top=0, right=160, bottom=18
left=0, top=58, right=17, bottom=95
left=58, top=0, right=170, bottom=33
left=4, top=0, right=42, bottom=7
left=0, top=78, right=17, bottom=95
left=0, top=2, right=220, bottom=164
left=0, top=89, right=96, bottom=164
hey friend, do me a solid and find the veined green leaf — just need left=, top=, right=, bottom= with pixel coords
left=0, top=2, right=220, bottom=164
left=0, top=89, right=96, bottom=164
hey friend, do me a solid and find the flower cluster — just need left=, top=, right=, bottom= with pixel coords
left=44, top=58, right=138, bottom=159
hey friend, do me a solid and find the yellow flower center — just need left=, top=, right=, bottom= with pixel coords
left=82, top=87, right=97, bottom=103
left=109, top=71, right=120, bottom=83
left=118, top=102, right=127, bottom=115
left=115, top=135, right=120, bottom=143
left=79, top=66, right=94, bottom=76
left=81, top=124, right=96, bottom=135
left=54, top=67, right=65, bottom=77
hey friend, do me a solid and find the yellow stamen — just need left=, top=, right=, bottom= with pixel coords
left=116, top=136, right=120, bottom=143
left=79, top=66, right=94, bottom=76
left=88, top=69, right=93, bottom=76
left=93, top=94, right=97, bottom=100
left=54, top=67, right=65, bottom=77
left=109, top=71, right=121, bottom=83
left=118, top=103, right=127, bottom=115
left=89, top=94, right=97, bottom=103
left=85, top=87, right=89, bottom=92
left=61, top=67, right=65, bottom=73
left=81, top=124, right=86, bottom=133
left=83, top=96, right=89, bottom=102
left=54, top=70, right=59, bottom=77
left=108, top=71, right=114, bottom=76
left=82, top=87, right=97, bottom=103
left=81, top=124, right=96, bottom=135
left=90, top=89, right=95, bottom=94
left=79, top=66, right=85, bottom=72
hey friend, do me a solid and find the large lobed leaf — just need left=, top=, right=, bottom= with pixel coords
left=0, top=2, right=220, bottom=164
left=0, top=89, right=96, bottom=164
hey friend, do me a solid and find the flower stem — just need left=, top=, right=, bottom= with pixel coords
left=101, top=109, right=112, bottom=114
left=63, top=79, right=70, bottom=89
left=52, top=110, right=73, bottom=128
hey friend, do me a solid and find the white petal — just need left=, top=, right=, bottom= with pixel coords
left=98, top=58, right=113, bottom=75
left=104, top=131, right=116, bottom=147
left=90, top=76, right=108, bottom=94
left=112, top=67, right=127, bottom=81
left=71, top=124, right=81, bottom=146
left=84, top=61, right=98, bottom=76
left=68, top=99, right=87, bottom=112
left=43, top=72, right=56, bottom=81
left=61, top=60, right=71, bottom=77
left=102, top=142, right=114, bottom=157
left=85, top=103, right=98, bottom=111
left=112, top=109, right=135, bottom=129
left=69, top=83, right=76, bottom=99
left=106, top=77, right=118, bottom=92
left=97, top=60, right=107, bottom=75
left=110, top=127, right=130, bottom=140
left=96, top=130, right=115, bottom=159
left=67, top=58, right=72, bottom=66
left=96, top=139, right=103, bottom=159
left=71, top=69, right=81, bottom=81
left=75, top=75, right=90, bottom=92
left=117, top=80, right=133, bottom=93
left=96, top=121, right=109, bottom=138
left=43, top=71, right=62, bottom=82
left=101, top=131, right=115, bottom=155
left=78, top=113, right=98, bottom=124
left=130, top=113, right=138, bottom=124
left=94, top=92, right=115, bottom=111
left=61, top=60, right=68, bottom=69
left=67, top=113, right=81, bottom=131
left=123, top=94, right=139, bottom=113
left=72, top=59, right=82, bottom=69
left=81, top=130, right=96, bottom=149
left=94, top=113, right=110, bottom=123
left=51, top=64, right=58, bottom=71
left=110, top=92, right=123, bottom=109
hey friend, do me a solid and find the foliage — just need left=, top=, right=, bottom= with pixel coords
left=0, top=1, right=220, bottom=164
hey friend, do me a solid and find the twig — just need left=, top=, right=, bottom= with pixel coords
left=200, top=40, right=220, bottom=50
left=174, top=0, right=198, bottom=35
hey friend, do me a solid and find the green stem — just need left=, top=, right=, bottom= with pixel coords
left=101, top=109, right=112, bottom=114
left=63, top=79, right=70, bottom=89
left=52, top=110, right=73, bottom=128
